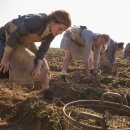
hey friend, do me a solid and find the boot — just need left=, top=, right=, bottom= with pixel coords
left=61, top=75, right=69, bottom=83
left=90, top=69, right=94, bottom=75
left=0, top=71, right=9, bottom=79
left=43, top=89, right=54, bottom=100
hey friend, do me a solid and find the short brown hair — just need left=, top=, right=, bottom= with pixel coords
left=48, top=10, right=71, bottom=27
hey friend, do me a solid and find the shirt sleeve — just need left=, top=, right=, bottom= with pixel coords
left=35, top=35, right=54, bottom=64
left=5, top=15, right=43, bottom=48
left=83, top=40, right=93, bottom=75
left=60, top=30, right=72, bottom=49
left=93, top=46, right=101, bottom=69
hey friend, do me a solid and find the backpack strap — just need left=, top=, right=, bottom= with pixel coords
left=79, top=26, right=87, bottom=36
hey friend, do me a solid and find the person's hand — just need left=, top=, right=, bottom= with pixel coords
left=32, top=65, right=41, bottom=79
left=0, top=58, right=11, bottom=73
left=93, top=69, right=98, bottom=75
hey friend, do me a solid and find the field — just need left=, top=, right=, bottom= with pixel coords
left=0, top=48, right=130, bottom=130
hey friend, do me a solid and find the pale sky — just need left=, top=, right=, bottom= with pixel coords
left=0, top=0, right=130, bottom=47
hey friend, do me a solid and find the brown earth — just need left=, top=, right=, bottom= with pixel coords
left=0, top=48, right=130, bottom=130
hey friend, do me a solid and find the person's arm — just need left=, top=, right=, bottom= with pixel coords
left=32, top=35, right=54, bottom=78
left=35, top=35, right=54, bottom=64
left=83, top=40, right=93, bottom=77
left=93, top=45, right=101, bottom=71
left=107, top=45, right=115, bottom=64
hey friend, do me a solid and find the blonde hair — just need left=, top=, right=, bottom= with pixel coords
left=100, top=34, right=110, bottom=43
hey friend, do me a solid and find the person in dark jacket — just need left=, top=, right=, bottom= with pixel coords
left=124, top=43, right=130, bottom=59
left=100, top=39, right=124, bottom=64
left=107, top=40, right=124, bottom=63
left=0, top=10, right=71, bottom=100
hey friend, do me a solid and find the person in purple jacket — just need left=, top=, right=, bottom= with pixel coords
left=0, top=10, right=71, bottom=100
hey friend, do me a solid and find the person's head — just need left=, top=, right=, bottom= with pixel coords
left=48, top=10, right=71, bottom=36
left=96, top=34, right=110, bottom=45
left=116, top=42, right=124, bottom=51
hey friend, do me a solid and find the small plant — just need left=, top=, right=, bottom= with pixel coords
left=116, top=60, right=129, bottom=67
left=24, top=100, right=64, bottom=129
left=100, top=76, right=113, bottom=84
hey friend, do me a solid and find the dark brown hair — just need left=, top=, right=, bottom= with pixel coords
left=116, top=42, right=124, bottom=49
left=48, top=10, right=71, bottom=27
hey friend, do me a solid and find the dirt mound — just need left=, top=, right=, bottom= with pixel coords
left=0, top=48, right=130, bottom=130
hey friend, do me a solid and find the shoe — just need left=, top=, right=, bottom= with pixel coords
left=0, top=71, right=9, bottom=79
left=90, top=69, right=94, bottom=74
left=61, top=75, right=69, bottom=83
left=43, top=89, right=54, bottom=100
